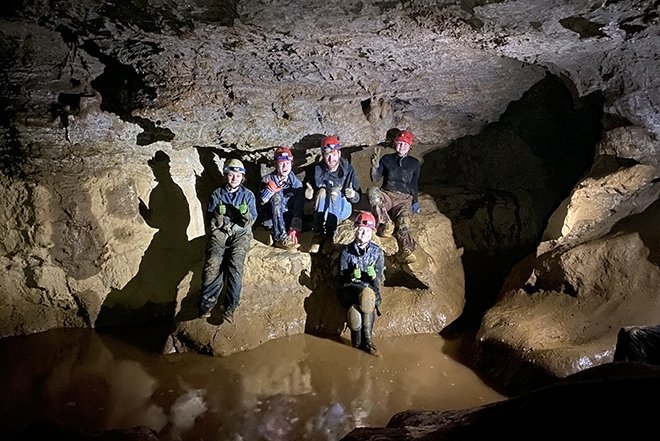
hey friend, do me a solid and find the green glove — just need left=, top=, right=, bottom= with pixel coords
left=239, top=203, right=249, bottom=215
left=352, top=267, right=362, bottom=280
left=217, top=204, right=226, bottom=215
left=366, top=265, right=376, bottom=279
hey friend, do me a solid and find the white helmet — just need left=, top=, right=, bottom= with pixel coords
left=223, top=158, right=246, bottom=174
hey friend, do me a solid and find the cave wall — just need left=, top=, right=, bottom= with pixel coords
left=0, top=0, right=658, bottom=368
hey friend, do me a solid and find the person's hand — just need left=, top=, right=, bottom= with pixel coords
left=238, top=203, right=249, bottom=215
left=412, top=202, right=421, bottom=214
left=366, top=265, right=376, bottom=279
left=217, top=204, right=226, bottom=215
left=266, top=180, right=282, bottom=193
left=371, top=146, right=381, bottom=168
left=287, top=228, right=299, bottom=244
left=344, top=184, right=356, bottom=199
left=305, top=182, right=314, bottom=200
left=352, top=267, right=362, bottom=280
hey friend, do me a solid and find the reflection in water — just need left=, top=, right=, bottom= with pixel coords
left=0, top=328, right=506, bottom=440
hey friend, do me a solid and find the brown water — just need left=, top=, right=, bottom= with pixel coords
left=0, top=327, right=506, bottom=440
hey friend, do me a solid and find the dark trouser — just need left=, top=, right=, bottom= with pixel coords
left=314, top=188, right=352, bottom=238
left=372, top=189, right=416, bottom=253
left=266, top=192, right=300, bottom=242
left=199, top=227, right=252, bottom=312
left=338, top=284, right=380, bottom=348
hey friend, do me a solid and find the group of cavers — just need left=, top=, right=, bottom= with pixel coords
left=198, top=130, right=421, bottom=356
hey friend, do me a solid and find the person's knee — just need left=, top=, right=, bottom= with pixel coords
left=359, top=288, right=376, bottom=314
left=347, top=305, right=362, bottom=331
left=314, top=188, right=327, bottom=211
left=367, top=187, right=382, bottom=207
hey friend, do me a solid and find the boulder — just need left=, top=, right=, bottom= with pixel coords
left=475, top=199, right=660, bottom=394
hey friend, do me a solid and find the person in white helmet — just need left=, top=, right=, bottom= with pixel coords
left=199, top=158, right=257, bottom=323
left=337, top=211, right=385, bottom=356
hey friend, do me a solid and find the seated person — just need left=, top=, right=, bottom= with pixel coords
left=305, top=135, right=361, bottom=253
left=258, top=146, right=304, bottom=249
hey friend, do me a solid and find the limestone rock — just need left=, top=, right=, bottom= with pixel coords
left=475, top=200, right=660, bottom=394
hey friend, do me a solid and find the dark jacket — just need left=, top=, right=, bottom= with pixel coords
left=259, top=172, right=305, bottom=230
left=207, top=184, right=258, bottom=233
left=308, top=157, right=361, bottom=204
left=372, top=153, right=420, bottom=204
left=339, top=240, right=385, bottom=301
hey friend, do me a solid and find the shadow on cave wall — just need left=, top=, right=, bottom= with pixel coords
left=422, top=72, right=604, bottom=333
left=96, top=151, right=205, bottom=335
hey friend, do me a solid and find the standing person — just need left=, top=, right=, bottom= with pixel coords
left=338, top=211, right=385, bottom=356
left=305, top=135, right=361, bottom=253
left=259, top=146, right=304, bottom=250
left=199, top=158, right=258, bottom=323
left=368, top=129, right=420, bottom=264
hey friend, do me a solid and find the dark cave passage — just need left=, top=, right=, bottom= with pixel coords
left=420, top=72, right=604, bottom=332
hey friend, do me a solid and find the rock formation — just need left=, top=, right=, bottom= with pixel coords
left=1, top=0, right=659, bottom=422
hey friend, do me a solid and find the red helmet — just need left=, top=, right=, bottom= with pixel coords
left=274, top=146, right=293, bottom=162
left=394, top=130, right=415, bottom=146
left=320, top=135, right=341, bottom=152
left=354, top=211, right=377, bottom=230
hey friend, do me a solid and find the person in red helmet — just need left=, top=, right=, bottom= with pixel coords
left=258, top=146, right=304, bottom=250
left=304, top=135, right=361, bottom=253
left=337, top=211, right=385, bottom=356
left=367, top=129, right=420, bottom=264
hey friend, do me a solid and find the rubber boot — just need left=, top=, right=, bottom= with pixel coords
left=350, top=330, right=362, bottom=348
left=361, top=311, right=380, bottom=357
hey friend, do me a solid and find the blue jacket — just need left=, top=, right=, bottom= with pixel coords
left=339, top=240, right=385, bottom=299
left=207, top=184, right=258, bottom=232
left=259, top=172, right=304, bottom=225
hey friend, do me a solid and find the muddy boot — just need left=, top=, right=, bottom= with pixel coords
left=361, top=311, right=381, bottom=357
left=350, top=330, right=362, bottom=348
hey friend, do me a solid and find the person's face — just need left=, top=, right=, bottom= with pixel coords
left=322, top=149, right=341, bottom=170
left=275, top=159, right=291, bottom=177
left=226, top=171, right=244, bottom=189
left=394, top=141, right=411, bottom=157
left=355, top=226, right=373, bottom=245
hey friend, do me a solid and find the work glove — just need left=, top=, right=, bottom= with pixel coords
left=239, top=202, right=249, bottom=215
left=344, top=184, right=356, bottom=200
left=217, top=204, right=226, bottom=215
left=366, top=265, right=376, bottom=279
left=412, top=202, right=421, bottom=214
left=266, top=180, right=282, bottom=193
left=352, top=267, right=362, bottom=281
left=287, top=228, right=299, bottom=244
left=305, top=182, right=314, bottom=200
left=371, top=146, right=381, bottom=168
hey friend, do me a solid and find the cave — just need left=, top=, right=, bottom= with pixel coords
left=1, top=0, right=658, bottom=440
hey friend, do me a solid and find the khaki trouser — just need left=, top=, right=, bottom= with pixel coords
left=371, top=189, right=416, bottom=253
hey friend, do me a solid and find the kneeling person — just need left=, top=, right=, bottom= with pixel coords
left=337, top=211, right=385, bottom=356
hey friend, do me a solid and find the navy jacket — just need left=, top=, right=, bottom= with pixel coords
left=339, top=241, right=385, bottom=300
left=308, top=157, right=361, bottom=204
